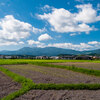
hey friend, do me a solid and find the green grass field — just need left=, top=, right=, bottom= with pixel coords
left=0, top=59, right=100, bottom=65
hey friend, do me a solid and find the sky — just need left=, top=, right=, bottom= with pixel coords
left=0, top=0, right=100, bottom=51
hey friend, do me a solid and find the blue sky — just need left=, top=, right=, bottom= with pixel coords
left=0, top=0, right=100, bottom=51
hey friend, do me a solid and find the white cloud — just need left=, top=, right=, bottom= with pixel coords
left=38, top=33, right=52, bottom=41
left=38, top=4, right=100, bottom=34
left=75, top=0, right=84, bottom=2
left=48, top=42, right=92, bottom=51
left=47, top=41, right=100, bottom=51
left=0, top=41, right=18, bottom=46
left=75, top=4, right=100, bottom=23
left=43, top=5, right=51, bottom=9
left=70, top=33, right=77, bottom=36
left=27, top=40, right=40, bottom=45
left=32, top=27, right=46, bottom=34
left=41, top=5, right=54, bottom=11
left=88, top=41, right=100, bottom=45
left=27, top=40, right=46, bottom=48
left=0, top=15, right=45, bottom=46
left=27, top=40, right=100, bottom=51
left=19, top=41, right=24, bottom=44
left=0, top=15, right=31, bottom=41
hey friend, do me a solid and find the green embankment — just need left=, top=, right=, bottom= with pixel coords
left=30, top=62, right=100, bottom=77
left=0, top=67, right=34, bottom=100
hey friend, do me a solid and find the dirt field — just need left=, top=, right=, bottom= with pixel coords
left=51, top=62, right=100, bottom=70
left=0, top=71, right=21, bottom=99
left=3, top=64, right=100, bottom=84
left=15, top=90, right=100, bottom=100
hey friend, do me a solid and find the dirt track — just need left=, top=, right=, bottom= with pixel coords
left=51, top=62, right=100, bottom=70
left=3, top=64, right=100, bottom=84
left=15, top=90, right=100, bottom=100
left=0, top=71, right=21, bottom=99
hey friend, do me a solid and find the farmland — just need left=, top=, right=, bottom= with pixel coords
left=3, top=64, right=100, bottom=84
left=0, top=71, right=21, bottom=98
left=50, top=62, right=100, bottom=70
left=0, top=59, right=100, bottom=100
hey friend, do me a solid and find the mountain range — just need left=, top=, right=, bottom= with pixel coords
left=0, top=47, right=100, bottom=56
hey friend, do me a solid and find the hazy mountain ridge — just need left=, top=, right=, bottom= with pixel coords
left=0, top=47, right=100, bottom=56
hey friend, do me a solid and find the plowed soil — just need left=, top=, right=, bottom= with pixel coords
left=15, top=90, right=100, bottom=100
left=51, top=62, right=100, bottom=70
left=0, top=71, right=21, bottom=99
left=3, top=64, right=100, bottom=84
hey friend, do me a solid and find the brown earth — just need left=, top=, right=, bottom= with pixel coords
left=3, top=64, right=100, bottom=84
left=0, top=70, right=21, bottom=99
left=51, top=62, right=100, bottom=70
left=15, top=90, right=100, bottom=100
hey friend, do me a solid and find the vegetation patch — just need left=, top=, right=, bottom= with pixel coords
left=32, top=83, right=100, bottom=90
left=0, top=59, right=100, bottom=65
left=1, top=59, right=100, bottom=99
left=30, top=62, right=100, bottom=77
left=0, top=67, right=34, bottom=100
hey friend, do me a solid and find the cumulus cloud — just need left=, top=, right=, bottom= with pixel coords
left=43, top=5, right=51, bottom=9
left=47, top=41, right=100, bottom=51
left=47, top=42, right=92, bottom=51
left=75, top=4, right=100, bottom=23
left=27, top=39, right=100, bottom=51
left=88, top=41, right=100, bottom=45
left=38, top=4, right=100, bottom=34
left=41, top=5, right=54, bottom=12
left=0, top=15, right=45, bottom=46
left=32, top=27, right=46, bottom=34
left=27, top=40, right=46, bottom=48
left=38, top=33, right=52, bottom=41
left=27, top=40, right=40, bottom=45
left=0, top=15, right=31, bottom=41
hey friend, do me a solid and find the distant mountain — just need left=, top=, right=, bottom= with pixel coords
left=0, top=47, right=100, bottom=56
left=82, top=49, right=100, bottom=56
left=0, top=47, right=81, bottom=56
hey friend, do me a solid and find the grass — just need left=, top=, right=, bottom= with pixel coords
left=0, top=67, right=35, bottom=100
left=32, top=83, right=100, bottom=90
left=1, top=59, right=100, bottom=76
left=1, top=59, right=100, bottom=99
left=0, top=59, right=100, bottom=65
left=30, top=62, right=100, bottom=77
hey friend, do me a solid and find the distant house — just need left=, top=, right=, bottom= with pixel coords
left=59, top=55, right=76, bottom=60
left=36, top=56, right=49, bottom=59
left=0, top=55, right=5, bottom=59
left=4, top=55, right=12, bottom=59
left=74, top=55, right=92, bottom=60
left=49, top=56, right=60, bottom=59
left=92, top=56, right=100, bottom=60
